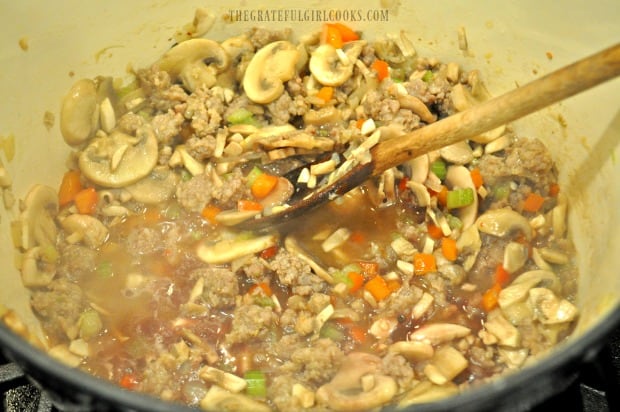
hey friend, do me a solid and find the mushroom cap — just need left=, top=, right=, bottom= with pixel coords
left=60, top=214, right=109, bottom=248
left=78, top=126, right=158, bottom=188
left=19, top=184, right=59, bottom=250
left=242, top=40, right=300, bottom=104
left=309, top=41, right=365, bottom=87
left=156, top=38, right=230, bottom=92
left=60, top=78, right=99, bottom=146
left=124, top=166, right=179, bottom=204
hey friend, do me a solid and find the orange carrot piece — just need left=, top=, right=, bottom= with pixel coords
left=427, top=223, right=444, bottom=240
left=74, top=187, right=98, bottom=215
left=316, top=86, right=334, bottom=102
left=249, top=282, right=272, bottom=297
left=355, top=118, right=366, bottom=129
left=238, top=199, right=264, bottom=212
left=119, top=374, right=138, bottom=390
left=347, top=271, right=365, bottom=293
left=58, top=170, right=82, bottom=207
left=481, top=283, right=502, bottom=312
left=348, top=325, right=367, bottom=344
left=349, top=230, right=366, bottom=244
left=251, top=173, right=279, bottom=199
left=364, top=276, right=391, bottom=301
left=321, top=24, right=343, bottom=48
left=201, top=204, right=222, bottom=224
left=357, top=260, right=380, bottom=277
left=523, top=192, right=545, bottom=213
left=413, top=253, right=437, bottom=275
left=143, top=208, right=162, bottom=224
left=433, top=185, right=449, bottom=206
left=470, top=168, right=484, bottom=189
left=441, top=237, right=458, bottom=262
left=494, top=264, right=510, bottom=286
left=332, top=23, right=360, bottom=42
left=371, top=59, right=390, bottom=81
left=386, top=279, right=402, bottom=292
left=398, top=176, right=409, bottom=192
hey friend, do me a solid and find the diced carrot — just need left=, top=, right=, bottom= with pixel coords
left=347, top=271, right=365, bottom=293
left=249, top=282, right=273, bottom=297
left=58, top=170, right=82, bottom=207
left=251, top=173, right=279, bottom=199
left=386, top=279, right=402, bottom=292
left=74, top=187, right=98, bottom=215
left=332, top=23, right=360, bottom=42
left=413, top=253, right=437, bottom=275
left=371, top=59, right=390, bottom=81
left=142, top=208, right=162, bottom=224
left=522, top=192, right=545, bottom=213
left=260, top=245, right=278, bottom=260
left=494, top=264, right=510, bottom=286
left=355, top=118, right=366, bottom=129
left=316, top=86, right=334, bottom=103
left=470, top=168, right=484, bottom=189
left=549, top=182, right=561, bottom=197
left=348, top=325, right=367, bottom=344
left=441, top=237, right=458, bottom=262
left=427, top=222, right=444, bottom=240
left=349, top=230, right=366, bottom=244
left=481, top=283, right=502, bottom=312
left=120, top=374, right=138, bottom=390
left=357, top=260, right=380, bottom=277
left=432, top=185, right=449, bottom=206
left=398, top=176, right=409, bottom=192
left=364, top=276, right=391, bottom=301
left=321, top=24, right=343, bottom=48
left=238, top=199, right=264, bottom=211
left=201, top=204, right=222, bottom=224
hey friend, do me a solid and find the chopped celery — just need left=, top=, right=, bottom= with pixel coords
left=96, top=261, right=114, bottom=278
left=342, top=263, right=362, bottom=274
left=226, top=108, right=256, bottom=125
left=78, top=308, right=103, bottom=340
left=430, top=159, right=447, bottom=180
left=320, top=321, right=345, bottom=341
left=493, top=182, right=511, bottom=200
left=246, top=166, right=264, bottom=187
left=422, top=70, right=434, bottom=83
left=446, top=188, right=475, bottom=209
left=244, top=370, right=267, bottom=398
left=446, top=214, right=463, bottom=230
left=333, top=271, right=353, bottom=288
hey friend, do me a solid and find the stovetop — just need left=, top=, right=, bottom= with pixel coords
left=2, top=327, right=620, bottom=412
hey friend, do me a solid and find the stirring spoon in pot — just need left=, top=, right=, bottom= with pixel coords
left=236, top=43, right=620, bottom=231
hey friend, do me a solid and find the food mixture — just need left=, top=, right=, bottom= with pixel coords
left=11, top=20, right=579, bottom=411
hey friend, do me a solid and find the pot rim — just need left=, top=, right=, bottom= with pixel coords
left=1, top=303, right=619, bottom=411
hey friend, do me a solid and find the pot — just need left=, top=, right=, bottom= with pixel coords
left=0, top=1, right=618, bottom=411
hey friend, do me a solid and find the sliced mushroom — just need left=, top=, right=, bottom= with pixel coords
left=406, top=154, right=430, bottom=183
left=243, top=40, right=300, bottom=104
left=409, top=323, right=471, bottom=345
left=528, top=288, right=578, bottom=324
left=398, top=380, right=460, bottom=408
left=440, top=141, right=474, bottom=165
left=369, top=317, right=398, bottom=340
left=60, top=78, right=99, bottom=146
left=284, top=236, right=334, bottom=284
left=476, top=208, right=533, bottom=240
left=19, top=184, right=59, bottom=250
left=503, top=241, right=529, bottom=273
left=214, top=209, right=262, bottom=226
left=303, top=106, right=342, bottom=126
left=316, top=352, right=398, bottom=412
left=498, top=270, right=559, bottom=308
left=388, top=340, right=435, bottom=361
left=483, top=309, right=521, bottom=347
left=79, top=126, right=158, bottom=188
left=200, top=365, right=247, bottom=393
left=200, top=385, right=271, bottom=412
left=60, top=214, right=109, bottom=248
left=156, top=38, right=230, bottom=92
left=423, top=345, right=469, bottom=385
left=396, top=94, right=437, bottom=124
left=445, top=165, right=478, bottom=229
left=309, top=41, right=365, bottom=87
left=220, top=35, right=255, bottom=82
left=21, top=246, right=56, bottom=287
left=196, top=234, right=277, bottom=264
left=125, top=166, right=180, bottom=204
left=456, top=224, right=482, bottom=271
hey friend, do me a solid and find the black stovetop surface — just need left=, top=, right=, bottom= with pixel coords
left=2, top=327, right=620, bottom=412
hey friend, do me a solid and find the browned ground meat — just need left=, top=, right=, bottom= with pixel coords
left=57, top=244, right=97, bottom=281
left=175, top=167, right=250, bottom=212
left=192, top=267, right=239, bottom=309
left=225, top=304, right=278, bottom=345
left=281, top=338, right=344, bottom=385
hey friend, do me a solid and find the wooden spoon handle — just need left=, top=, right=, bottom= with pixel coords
left=371, top=42, right=620, bottom=174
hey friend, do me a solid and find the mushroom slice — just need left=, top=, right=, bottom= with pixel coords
left=156, top=38, right=230, bottom=92
left=406, top=154, right=430, bottom=183
left=528, top=288, right=578, bottom=324
left=60, top=78, right=99, bottom=146
left=316, top=352, right=398, bottom=412
left=284, top=236, right=334, bottom=284
left=445, top=165, right=478, bottom=229
left=214, top=209, right=262, bottom=226
left=243, top=40, right=300, bottom=104
left=79, top=126, right=158, bottom=188
left=456, top=224, right=482, bottom=271
left=423, top=346, right=469, bottom=385
left=309, top=41, right=365, bottom=87
left=398, top=381, right=460, bottom=408
left=388, top=340, right=434, bottom=361
left=125, top=166, right=180, bottom=204
left=409, top=323, right=471, bottom=345
left=440, top=141, right=474, bottom=165
left=21, top=246, right=56, bottom=287
left=19, top=184, right=59, bottom=250
left=60, top=214, right=109, bottom=248
left=498, top=270, right=559, bottom=308
left=200, top=365, right=247, bottom=393
left=483, top=309, right=521, bottom=347
left=503, top=241, right=529, bottom=274
left=196, top=234, right=277, bottom=264
left=200, top=385, right=271, bottom=412
left=476, top=208, right=533, bottom=240
left=396, top=94, right=437, bottom=124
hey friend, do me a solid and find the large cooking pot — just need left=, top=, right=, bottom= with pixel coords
left=1, top=1, right=619, bottom=411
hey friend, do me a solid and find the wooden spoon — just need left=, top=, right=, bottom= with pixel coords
left=237, top=43, right=620, bottom=230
